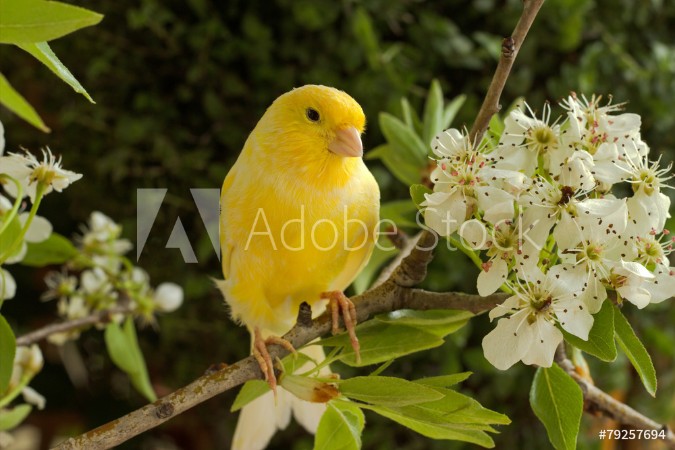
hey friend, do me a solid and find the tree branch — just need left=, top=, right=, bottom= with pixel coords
left=52, top=287, right=505, bottom=450
left=16, top=305, right=134, bottom=347
left=556, top=346, right=675, bottom=449
left=469, top=0, right=546, bottom=143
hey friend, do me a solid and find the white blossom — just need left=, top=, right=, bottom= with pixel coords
left=0, top=148, right=82, bottom=201
left=482, top=265, right=592, bottom=370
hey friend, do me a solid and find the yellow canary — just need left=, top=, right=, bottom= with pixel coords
left=218, top=85, right=380, bottom=449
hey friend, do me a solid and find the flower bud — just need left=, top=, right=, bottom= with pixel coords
left=153, top=283, right=183, bottom=312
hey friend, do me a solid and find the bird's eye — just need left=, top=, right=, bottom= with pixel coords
left=306, top=108, right=320, bottom=122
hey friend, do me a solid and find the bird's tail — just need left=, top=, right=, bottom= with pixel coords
left=231, top=336, right=329, bottom=450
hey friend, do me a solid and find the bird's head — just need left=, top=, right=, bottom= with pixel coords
left=254, top=85, right=366, bottom=178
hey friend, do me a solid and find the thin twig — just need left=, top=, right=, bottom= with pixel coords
left=469, top=0, right=546, bottom=143
left=556, top=346, right=675, bottom=449
left=16, top=305, right=134, bottom=347
left=51, top=287, right=505, bottom=450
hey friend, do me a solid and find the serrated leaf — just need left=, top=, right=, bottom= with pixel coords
left=410, top=184, right=432, bottom=210
left=562, top=300, right=616, bottom=362
left=0, top=0, right=103, bottom=44
left=422, top=79, right=443, bottom=147
left=530, top=365, right=583, bottom=450
left=613, top=305, right=657, bottom=396
left=379, top=112, right=428, bottom=166
left=0, top=315, right=16, bottom=394
left=380, top=200, right=419, bottom=228
left=339, top=376, right=444, bottom=406
left=104, top=318, right=157, bottom=402
left=376, top=309, right=472, bottom=337
left=314, top=401, right=364, bottom=450
left=416, top=372, right=472, bottom=387
left=442, top=95, right=466, bottom=129
left=319, top=321, right=444, bottom=367
left=0, top=73, right=49, bottom=132
left=17, top=42, right=94, bottom=103
left=0, top=404, right=31, bottom=431
left=231, top=380, right=270, bottom=412
left=367, top=143, right=423, bottom=186
left=21, top=232, right=78, bottom=267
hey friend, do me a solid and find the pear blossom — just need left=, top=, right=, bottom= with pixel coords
left=424, top=129, right=525, bottom=236
left=482, top=265, right=592, bottom=370
left=0, top=148, right=82, bottom=201
left=41, top=270, right=78, bottom=302
left=423, top=93, right=672, bottom=373
left=460, top=215, right=539, bottom=296
left=625, top=155, right=673, bottom=234
left=491, top=103, right=563, bottom=176
left=5, top=345, right=46, bottom=412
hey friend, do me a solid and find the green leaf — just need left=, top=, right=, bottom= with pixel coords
left=351, top=7, right=380, bottom=70
left=0, top=0, right=103, bottom=44
left=21, top=232, right=78, bottom=267
left=0, top=404, right=31, bottom=431
left=380, top=200, right=419, bottom=228
left=442, top=94, right=467, bottom=129
left=366, top=144, right=422, bottom=186
left=231, top=380, right=270, bottom=412
left=17, top=42, right=94, bottom=103
left=613, top=305, right=657, bottom=396
left=376, top=309, right=472, bottom=336
left=530, top=365, right=583, bottom=450
left=416, top=372, right=472, bottom=387
left=400, top=97, right=422, bottom=134
left=314, top=401, right=364, bottom=450
left=0, top=315, right=16, bottom=394
left=319, top=320, right=444, bottom=367
left=379, top=112, right=428, bottom=165
left=562, top=300, right=616, bottom=362
left=410, top=184, right=432, bottom=210
left=104, top=318, right=157, bottom=402
left=358, top=383, right=508, bottom=447
left=339, top=376, right=444, bottom=407
left=0, top=73, right=49, bottom=132
left=422, top=79, right=444, bottom=146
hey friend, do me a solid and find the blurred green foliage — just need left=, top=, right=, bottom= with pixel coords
left=1, top=0, right=673, bottom=449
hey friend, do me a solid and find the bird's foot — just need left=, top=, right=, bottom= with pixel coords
left=252, top=327, right=296, bottom=396
left=320, top=291, right=360, bottom=364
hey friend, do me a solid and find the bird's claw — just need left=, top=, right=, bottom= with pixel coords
left=320, top=291, right=360, bottom=364
left=252, top=327, right=296, bottom=396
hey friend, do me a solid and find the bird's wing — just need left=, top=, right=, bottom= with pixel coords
left=328, top=188, right=380, bottom=292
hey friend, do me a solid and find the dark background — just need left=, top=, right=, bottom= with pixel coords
left=1, top=0, right=674, bottom=449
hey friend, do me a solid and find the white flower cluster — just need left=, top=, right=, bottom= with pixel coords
left=423, top=94, right=674, bottom=370
left=1, top=130, right=81, bottom=301
left=43, top=211, right=184, bottom=344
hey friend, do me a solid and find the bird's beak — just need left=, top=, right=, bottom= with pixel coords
left=328, top=126, right=363, bottom=158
